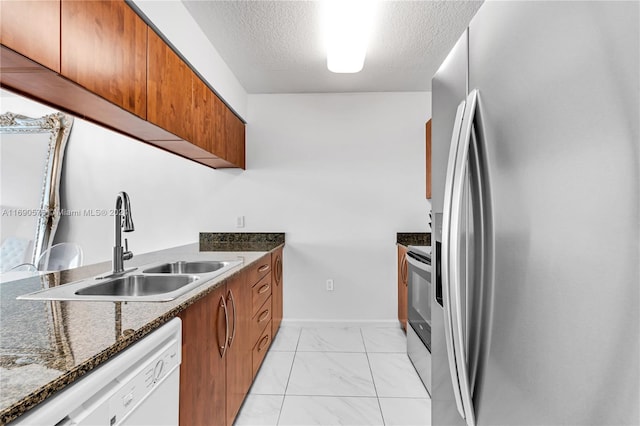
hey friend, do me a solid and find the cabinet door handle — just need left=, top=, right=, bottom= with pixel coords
left=275, top=257, right=282, bottom=285
left=227, top=290, right=237, bottom=347
left=400, top=254, right=408, bottom=284
left=219, top=296, right=229, bottom=358
left=258, top=264, right=270, bottom=273
left=257, top=334, right=269, bottom=352
left=258, top=283, right=270, bottom=294
left=258, top=309, right=270, bottom=322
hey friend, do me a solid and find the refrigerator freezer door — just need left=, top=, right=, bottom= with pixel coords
left=432, top=30, right=469, bottom=214
left=432, top=29, right=470, bottom=426
left=467, top=2, right=639, bottom=425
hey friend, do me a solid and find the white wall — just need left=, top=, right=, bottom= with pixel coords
left=1, top=91, right=430, bottom=322
left=131, top=0, right=248, bottom=119
left=246, top=93, right=431, bottom=322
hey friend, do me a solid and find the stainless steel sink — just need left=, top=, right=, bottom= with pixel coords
left=17, top=258, right=243, bottom=302
left=142, top=261, right=229, bottom=274
left=75, top=275, right=199, bottom=297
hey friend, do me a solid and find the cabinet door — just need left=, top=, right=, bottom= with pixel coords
left=398, top=245, right=408, bottom=331
left=0, top=0, right=60, bottom=72
left=271, top=246, right=283, bottom=337
left=61, top=0, right=147, bottom=118
left=147, top=28, right=193, bottom=141
left=192, top=76, right=215, bottom=154
left=225, top=272, right=252, bottom=426
left=179, top=284, right=228, bottom=426
left=225, top=106, right=246, bottom=169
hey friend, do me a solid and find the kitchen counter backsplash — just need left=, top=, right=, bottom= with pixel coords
left=396, top=232, right=431, bottom=247
left=200, top=232, right=285, bottom=251
left=0, top=240, right=284, bottom=425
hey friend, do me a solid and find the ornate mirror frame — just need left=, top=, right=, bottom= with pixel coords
left=0, top=112, right=74, bottom=265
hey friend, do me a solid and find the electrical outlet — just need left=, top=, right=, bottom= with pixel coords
left=236, top=216, right=245, bottom=228
left=326, top=279, right=334, bottom=291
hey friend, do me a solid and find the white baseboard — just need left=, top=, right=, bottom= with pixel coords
left=280, top=319, right=401, bottom=328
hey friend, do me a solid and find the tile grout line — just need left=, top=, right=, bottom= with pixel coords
left=361, top=328, right=387, bottom=426
left=275, top=327, right=302, bottom=425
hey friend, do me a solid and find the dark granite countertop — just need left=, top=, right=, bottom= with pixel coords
left=0, top=236, right=284, bottom=424
left=200, top=232, right=285, bottom=252
left=396, top=232, right=431, bottom=247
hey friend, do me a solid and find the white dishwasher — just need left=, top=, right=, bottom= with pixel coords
left=12, top=318, right=182, bottom=426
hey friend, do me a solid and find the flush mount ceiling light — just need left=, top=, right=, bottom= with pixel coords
left=322, top=0, right=378, bottom=73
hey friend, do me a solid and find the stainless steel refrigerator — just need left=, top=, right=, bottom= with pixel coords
left=431, top=2, right=639, bottom=425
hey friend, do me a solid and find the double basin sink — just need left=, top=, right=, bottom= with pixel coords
left=18, top=260, right=243, bottom=302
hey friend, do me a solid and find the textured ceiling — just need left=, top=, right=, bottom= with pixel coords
left=182, top=0, right=482, bottom=93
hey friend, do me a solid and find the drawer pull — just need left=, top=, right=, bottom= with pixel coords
left=257, top=334, right=269, bottom=352
left=258, top=264, right=270, bottom=273
left=258, top=309, right=270, bottom=322
left=258, top=283, right=270, bottom=294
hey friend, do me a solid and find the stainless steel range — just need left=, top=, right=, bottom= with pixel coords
left=406, top=244, right=432, bottom=395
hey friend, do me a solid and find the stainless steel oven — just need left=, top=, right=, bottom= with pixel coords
left=406, top=245, right=432, bottom=395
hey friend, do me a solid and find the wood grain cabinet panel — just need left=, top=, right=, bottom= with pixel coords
left=61, top=0, right=147, bottom=118
left=225, top=106, right=246, bottom=169
left=147, top=27, right=193, bottom=141
left=251, top=274, right=272, bottom=318
left=252, top=297, right=272, bottom=344
left=271, top=246, right=283, bottom=337
left=0, top=0, right=60, bottom=72
left=178, top=283, right=227, bottom=426
left=247, top=254, right=272, bottom=287
left=398, top=245, right=408, bottom=331
left=192, top=75, right=215, bottom=153
left=252, top=323, right=272, bottom=378
left=225, top=272, right=252, bottom=426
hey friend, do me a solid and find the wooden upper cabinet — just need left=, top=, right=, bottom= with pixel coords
left=426, top=119, right=432, bottom=199
left=60, top=0, right=147, bottom=118
left=192, top=75, right=215, bottom=153
left=225, top=107, right=246, bottom=169
left=0, top=0, right=61, bottom=72
left=147, top=27, right=193, bottom=141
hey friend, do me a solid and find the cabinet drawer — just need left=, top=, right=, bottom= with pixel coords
left=247, top=253, right=272, bottom=286
left=251, top=297, right=272, bottom=344
left=252, top=323, right=272, bottom=378
left=251, top=274, right=272, bottom=317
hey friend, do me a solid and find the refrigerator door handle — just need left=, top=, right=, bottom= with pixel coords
left=450, top=89, right=480, bottom=426
left=441, top=99, right=467, bottom=420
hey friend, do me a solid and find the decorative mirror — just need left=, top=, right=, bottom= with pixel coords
left=0, top=112, right=74, bottom=271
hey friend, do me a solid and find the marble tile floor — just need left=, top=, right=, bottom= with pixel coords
left=235, top=326, right=431, bottom=426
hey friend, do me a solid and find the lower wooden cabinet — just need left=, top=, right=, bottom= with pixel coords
left=252, top=324, right=272, bottom=378
left=178, top=282, right=227, bottom=426
left=271, top=246, right=283, bottom=337
left=398, top=245, right=408, bottom=331
left=225, top=272, right=252, bottom=426
left=178, top=247, right=284, bottom=426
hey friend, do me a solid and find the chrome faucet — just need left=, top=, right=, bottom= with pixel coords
left=112, top=191, right=134, bottom=275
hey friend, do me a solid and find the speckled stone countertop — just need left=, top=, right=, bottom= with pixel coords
left=200, top=232, right=285, bottom=251
left=0, top=240, right=283, bottom=425
left=396, top=232, right=431, bottom=247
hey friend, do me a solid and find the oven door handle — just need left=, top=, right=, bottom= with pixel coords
left=406, top=252, right=432, bottom=272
